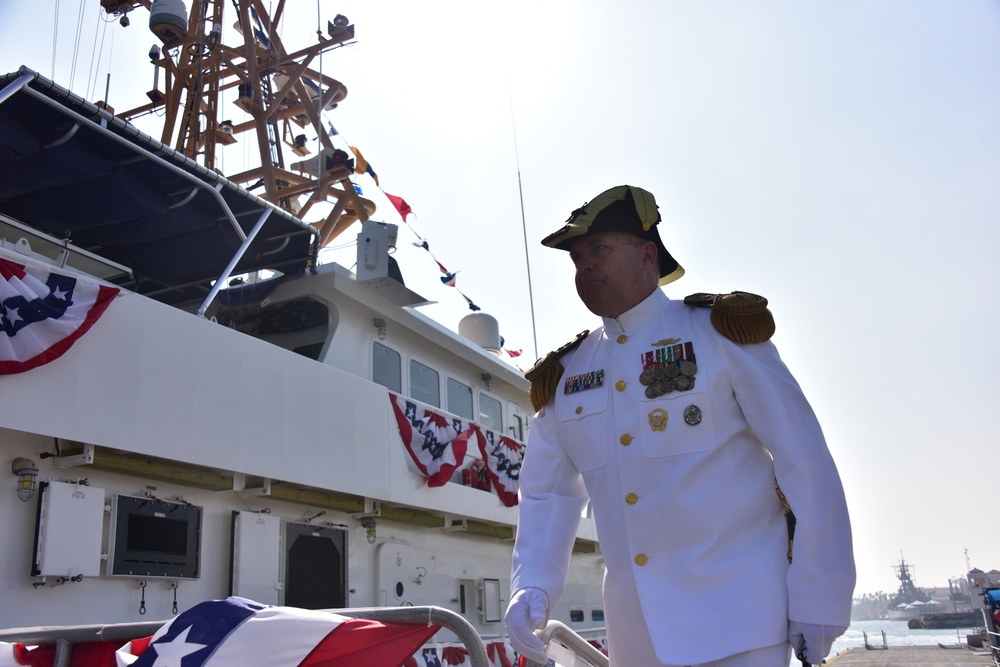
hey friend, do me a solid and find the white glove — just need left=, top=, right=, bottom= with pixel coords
left=504, top=587, right=549, bottom=664
left=788, top=621, right=847, bottom=664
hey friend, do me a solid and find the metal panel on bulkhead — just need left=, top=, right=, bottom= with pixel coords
left=33, top=480, right=105, bottom=578
left=230, top=510, right=281, bottom=605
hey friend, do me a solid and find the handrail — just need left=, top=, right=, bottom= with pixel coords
left=0, top=605, right=489, bottom=667
left=0, top=620, right=165, bottom=667
left=197, top=207, right=272, bottom=317
left=337, top=606, right=489, bottom=667
left=0, top=620, right=166, bottom=645
left=523, top=620, right=610, bottom=667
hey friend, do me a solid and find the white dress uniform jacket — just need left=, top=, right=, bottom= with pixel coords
left=511, top=289, right=855, bottom=665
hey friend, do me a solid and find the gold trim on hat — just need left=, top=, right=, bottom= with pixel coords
left=542, top=186, right=660, bottom=249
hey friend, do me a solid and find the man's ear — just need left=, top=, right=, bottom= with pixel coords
left=643, top=239, right=659, bottom=271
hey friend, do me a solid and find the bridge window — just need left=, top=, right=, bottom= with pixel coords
left=479, top=394, right=502, bottom=431
left=447, top=378, right=473, bottom=420
left=372, top=342, right=401, bottom=393
left=410, top=359, right=440, bottom=407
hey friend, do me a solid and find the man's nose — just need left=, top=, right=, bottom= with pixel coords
left=573, top=252, right=595, bottom=272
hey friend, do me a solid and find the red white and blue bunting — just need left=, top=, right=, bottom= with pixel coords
left=389, top=393, right=524, bottom=506
left=0, top=258, right=119, bottom=374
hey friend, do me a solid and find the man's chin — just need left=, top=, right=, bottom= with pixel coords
left=579, top=294, right=613, bottom=317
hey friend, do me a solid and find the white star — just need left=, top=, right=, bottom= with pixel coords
left=3, top=304, right=21, bottom=326
left=51, top=286, right=68, bottom=300
left=146, top=626, right=208, bottom=667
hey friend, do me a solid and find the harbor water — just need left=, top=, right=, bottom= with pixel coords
left=829, top=618, right=988, bottom=658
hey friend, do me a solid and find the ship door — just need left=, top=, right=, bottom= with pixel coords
left=509, top=402, right=530, bottom=442
left=282, top=520, right=348, bottom=609
left=230, top=510, right=281, bottom=604
left=376, top=542, right=418, bottom=607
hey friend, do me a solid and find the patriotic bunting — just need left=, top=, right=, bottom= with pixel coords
left=390, top=394, right=474, bottom=487
left=4, top=597, right=439, bottom=667
left=487, top=642, right=515, bottom=667
left=441, top=646, right=470, bottom=666
left=389, top=394, right=523, bottom=504
left=417, top=648, right=441, bottom=667
left=0, top=628, right=521, bottom=667
left=0, top=258, right=119, bottom=374
left=475, top=428, right=523, bottom=507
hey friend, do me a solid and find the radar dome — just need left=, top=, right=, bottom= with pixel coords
left=459, top=313, right=501, bottom=356
left=150, top=0, right=188, bottom=32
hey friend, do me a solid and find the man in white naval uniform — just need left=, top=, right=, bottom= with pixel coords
left=505, top=185, right=854, bottom=666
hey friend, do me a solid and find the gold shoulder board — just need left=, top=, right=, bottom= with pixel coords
left=683, top=291, right=775, bottom=344
left=524, top=330, right=589, bottom=412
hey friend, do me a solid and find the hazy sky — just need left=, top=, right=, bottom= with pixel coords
left=2, top=1, right=998, bottom=599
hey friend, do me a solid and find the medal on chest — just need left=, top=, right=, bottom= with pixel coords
left=564, top=369, right=604, bottom=394
left=639, top=338, right=698, bottom=398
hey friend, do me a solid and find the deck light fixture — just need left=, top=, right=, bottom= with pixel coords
left=482, top=373, right=493, bottom=391
left=361, top=517, right=377, bottom=544
left=11, top=458, right=38, bottom=502
left=374, top=318, right=387, bottom=340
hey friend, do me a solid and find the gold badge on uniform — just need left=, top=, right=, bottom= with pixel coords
left=651, top=337, right=681, bottom=346
left=639, top=340, right=698, bottom=398
left=648, top=408, right=668, bottom=431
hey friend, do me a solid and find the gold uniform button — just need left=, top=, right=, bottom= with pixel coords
left=634, top=553, right=648, bottom=566
left=625, top=492, right=638, bottom=505
left=575, top=405, right=583, bottom=414
left=616, top=334, right=628, bottom=344
left=615, top=380, right=626, bottom=392
left=619, top=434, right=632, bottom=446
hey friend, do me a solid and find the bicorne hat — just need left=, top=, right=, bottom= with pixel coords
left=541, top=185, right=684, bottom=286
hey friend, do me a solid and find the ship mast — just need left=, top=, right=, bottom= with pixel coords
left=893, top=553, right=929, bottom=603
left=98, top=0, right=375, bottom=247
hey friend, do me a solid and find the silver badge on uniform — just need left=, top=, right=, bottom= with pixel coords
left=683, top=405, right=702, bottom=425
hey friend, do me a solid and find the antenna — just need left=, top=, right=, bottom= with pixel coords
left=508, top=82, right=539, bottom=362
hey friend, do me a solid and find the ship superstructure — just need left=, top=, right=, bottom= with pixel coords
left=0, top=2, right=606, bottom=659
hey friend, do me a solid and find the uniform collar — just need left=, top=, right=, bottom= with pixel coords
left=603, top=288, right=668, bottom=335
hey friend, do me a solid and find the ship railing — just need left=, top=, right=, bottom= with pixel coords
left=523, top=620, right=610, bottom=667
left=0, top=605, right=490, bottom=667
left=985, top=628, right=1000, bottom=667
left=863, top=629, right=888, bottom=649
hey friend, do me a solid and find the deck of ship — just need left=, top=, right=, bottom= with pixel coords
left=827, top=644, right=994, bottom=666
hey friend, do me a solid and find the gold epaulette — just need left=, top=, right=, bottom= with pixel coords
left=524, top=330, right=589, bottom=412
left=683, top=291, right=775, bottom=344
